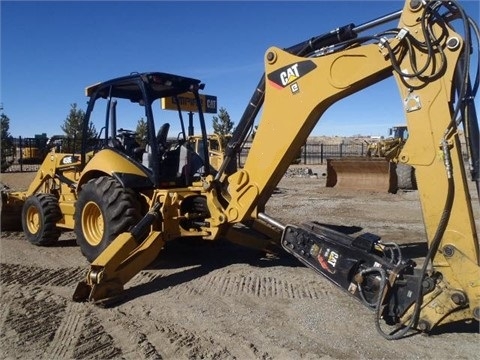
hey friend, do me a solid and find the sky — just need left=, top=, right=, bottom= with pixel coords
left=1, top=0, right=479, bottom=139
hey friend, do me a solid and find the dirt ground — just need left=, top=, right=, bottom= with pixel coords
left=0, top=166, right=479, bottom=360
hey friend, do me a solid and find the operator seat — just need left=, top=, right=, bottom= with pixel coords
left=157, top=122, right=170, bottom=154
left=141, top=122, right=170, bottom=169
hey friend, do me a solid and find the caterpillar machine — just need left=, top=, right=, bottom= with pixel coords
left=1, top=0, right=479, bottom=339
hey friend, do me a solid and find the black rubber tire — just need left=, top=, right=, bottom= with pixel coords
left=21, top=193, right=61, bottom=246
left=396, top=164, right=417, bottom=190
left=74, top=176, right=141, bottom=263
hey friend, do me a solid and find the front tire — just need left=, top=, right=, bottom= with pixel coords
left=74, top=176, right=140, bottom=263
left=21, top=194, right=61, bottom=245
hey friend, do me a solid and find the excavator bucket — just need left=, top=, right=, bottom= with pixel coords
left=326, top=157, right=397, bottom=193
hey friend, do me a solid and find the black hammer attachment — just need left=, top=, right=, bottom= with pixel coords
left=281, top=222, right=424, bottom=324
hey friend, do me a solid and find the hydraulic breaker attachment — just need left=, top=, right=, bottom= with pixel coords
left=281, top=222, right=433, bottom=328
left=73, top=203, right=165, bottom=304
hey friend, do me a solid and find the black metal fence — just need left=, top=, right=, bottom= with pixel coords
left=237, top=142, right=367, bottom=167
left=1, top=136, right=78, bottom=173
left=2, top=137, right=367, bottom=173
left=302, top=142, right=367, bottom=164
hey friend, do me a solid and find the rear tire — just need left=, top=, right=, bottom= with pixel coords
left=74, top=176, right=141, bottom=263
left=21, top=194, right=61, bottom=245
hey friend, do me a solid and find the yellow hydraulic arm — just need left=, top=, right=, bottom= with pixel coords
left=214, top=0, right=479, bottom=336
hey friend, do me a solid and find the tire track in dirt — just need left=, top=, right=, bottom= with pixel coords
left=90, top=309, right=163, bottom=360
left=0, top=263, right=246, bottom=359
left=94, top=268, right=284, bottom=359
left=153, top=322, right=234, bottom=359
left=0, top=262, right=86, bottom=287
left=0, top=286, right=67, bottom=359
left=73, top=312, right=123, bottom=359
left=92, top=306, right=236, bottom=360
left=0, top=264, right=127, bottom=359
left=1, top=261, right=329, bottom=301
left=128, top=270, right=160, bottom=288
left=155, top=272, right=332, bottom=299
left=44, top=302, right=86, bottom=359
left=0, top=286, right=17, bottom=335
left=0, top=262, right=325, bottom=359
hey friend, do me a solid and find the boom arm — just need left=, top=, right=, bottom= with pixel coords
left=213, top=0, right=479, bottom=336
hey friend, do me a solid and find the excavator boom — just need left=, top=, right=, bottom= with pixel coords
left=210, top=0, right=480, bottom=336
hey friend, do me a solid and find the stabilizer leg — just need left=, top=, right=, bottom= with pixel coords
left=73, top=203, right=165, bottom=304
left=73, top=230, right=165, bottom=304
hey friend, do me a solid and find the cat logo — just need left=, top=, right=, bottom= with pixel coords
left=327, top=251, right=339, bottom=267
left=280, top=63, right=300, bottom=86
left=317, top=248, right=337, bottom=274
left=267, top=60, right=317, bottom=89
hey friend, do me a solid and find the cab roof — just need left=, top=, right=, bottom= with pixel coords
left=85, top=72, right=203, bottom=102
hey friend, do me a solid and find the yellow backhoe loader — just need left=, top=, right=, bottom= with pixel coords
left=1, top=0, right=479, bottom=339
left=326, top=125, right=417, bottom=193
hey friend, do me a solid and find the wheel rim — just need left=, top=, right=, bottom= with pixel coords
left=82, top=201, right=104, bottom=246
left=25, top=205, right=40, bottom=234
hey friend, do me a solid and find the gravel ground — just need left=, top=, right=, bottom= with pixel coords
left=0, top=166, right=479, bottom=359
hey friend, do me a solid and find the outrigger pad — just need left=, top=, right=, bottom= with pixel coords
left=72, top=279, right=125, bottom=307
left=72, top=281, right=91, bottom=303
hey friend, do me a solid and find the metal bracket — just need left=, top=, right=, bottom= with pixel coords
left=404, top=91, right=422, bottom=112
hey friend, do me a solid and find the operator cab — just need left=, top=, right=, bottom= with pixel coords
left=82, top=72, right=212, bottom=188
left=388, top=125, right=409, bottom=140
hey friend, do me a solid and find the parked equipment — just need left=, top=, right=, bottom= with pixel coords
left=1, top=0, right=479, bottom=339
left=18, top=134, right=65, bottom=164
left=326, top=125, right=416, bottom=193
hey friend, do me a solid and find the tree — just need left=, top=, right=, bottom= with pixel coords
left=61, top=103, right=97, bottom=152
left=212, top=107, right=234, bottom=147
left=1, top=113, right=11, bottom=142
left=135, top=117, right=147, bottom=147
left=1, top=112, right=14, bottom=172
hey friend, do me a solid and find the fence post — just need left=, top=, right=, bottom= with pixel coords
left=19, top=136, right=23, bottom=172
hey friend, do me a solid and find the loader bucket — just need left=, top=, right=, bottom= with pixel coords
left=0, top=188, right=24, bottom=231
left=326, top=157, right=397, bottom=193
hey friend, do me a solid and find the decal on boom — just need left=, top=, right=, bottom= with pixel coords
left=267, top=60, right=317, bottom=89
